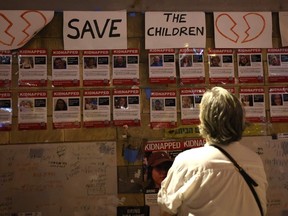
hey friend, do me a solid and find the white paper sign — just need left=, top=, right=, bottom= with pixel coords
left=0, top=10, right=54, bottom=50
left=279, top=12, right=288, bottom=47
left=63, top=11, right=127, bottom=50
left=145, top=12, right=206, bottom=49
left=214, top=12, right=272, bottom=48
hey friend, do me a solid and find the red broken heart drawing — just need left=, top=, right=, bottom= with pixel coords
left=215, top=12, right=266, bottom=44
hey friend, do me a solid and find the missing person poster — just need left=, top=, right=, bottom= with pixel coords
left=0, top=51, right=12, bottom=87
left=83, top=90, right=111, bottom=128
left=237, top=49, right=264, bottom=83
left=149, top=49, right=176, bottom=84
left=52, top=50, right=80, bottom=87
left=150, top=90, right=177, bottom=129
left=208, top=48, right=235, bottom=84
left=180, top=88, right=205, bottom=125
left=267, top=48, right=288, bottom=83
left=112, top=49, right=139, bottom=85
left=269, top=87, right=288, bottom=123
left=83, top=50, right=110, bottom=86
left=113, top=89, right=141, bottom=126
left=18, top=91, right=47, bottom=130
left=0, top=92, right=12, bottom=131
left=143, top=138, right=205, bottom=215
left=179, top=48, right=205, bottom=84
left=239, top=87, right=266, bottom=123
left=18, top=49, right=47, bottom=87
left=53, top=91, right=81, bottom=129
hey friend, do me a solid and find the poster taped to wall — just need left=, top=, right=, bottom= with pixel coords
left=0, top=92, right=12, bottom=131
left=52, top=50, right=80, bottom=87
left=180, top=88, right=205, bottom=125
left=237, top=48, right=264, bottom=83
left=83, top=89, right=111, bottom=128
left=0, top=51, right=12, bottom=87
left=179, top=48, right=205, bottom=84
left=208, top=48, right=235, bottom=84
left=267, top=48, right=288, bottom=83
left=83, top=50, right=110, bottom=86
left=150, top=90, right=177, bottom=129
left=112, top=49, right=140, bottom=85
left=149, top=49, right=176, bottom=84
left=239, top=87, right=266, bottom=123
left=53, top=90, right=81, bottom=129
left=18, top=49, right=48, bottom=87
left=113, top=89, right=141, bottom=127
left=269, top=87, right=288, bottom=123
left=18, top=91, right=47, bottom=130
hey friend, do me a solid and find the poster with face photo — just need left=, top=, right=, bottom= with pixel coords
left=83, top=90, right=111, bottom=127
left=237, top=49, right=264, bottom=83
left=179, top=48, right=205, bottom=84
left=113, top=89, right=141, bottom=126
left=18, top=49, right=47, bottom=87
left=53, top=91, right=81, bottom=129
left=83, top=50, right=110, bottom=86
left=267, top=48, right=288, bottom=83
left=150, top=90, right=177, bottom=129
left=0, top=51, right=12, bottom=88
left=18, top=91, right=47, bottom=130
left=0, top=92, right=12, bottom=131
left=239, top=87, right=266, bottom=123
left=112, top=49, right=139, bottom=85
left=148, top=49, right=176, bottom=84
left=180, top=88, right=205, bottom=125
left=269, top=87, right=288, bottom=122
left=208, top=48, right=235, bottom=84
left=52, top=50, right=80, bottom=87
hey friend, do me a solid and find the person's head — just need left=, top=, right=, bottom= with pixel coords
left=210, top=56, right=220, bottom=67
left=119, top=97, right=127, bottom=107
left=147, top=151, right=173, bottom=188
left=199, top=87, right=245, bottom=145
left=271, top=94, right=283, bottom=106
left=115, top=56, right=125, bottom=65
left=85, top=57, right=96, bottom=68
left=54, top=58, right=66, bottom=69
left=270, top=55, right=280, bottom=66
left=239, top=55, right=249, bottom=66
left=182, top=96, right=193, bottom=108
left=55, top=99, right=67, bottom=111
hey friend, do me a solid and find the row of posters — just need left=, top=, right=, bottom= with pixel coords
left=1, top=87, right=288, bottom=131
left=1, top=48, right=288, bottom=87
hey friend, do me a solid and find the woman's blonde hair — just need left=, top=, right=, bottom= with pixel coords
left=199, top=87, right=244, bottom=145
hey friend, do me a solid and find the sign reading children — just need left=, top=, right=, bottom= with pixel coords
left=145, top=12, right=206, bottom=49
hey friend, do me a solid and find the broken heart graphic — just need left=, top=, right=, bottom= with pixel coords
left=0, top=10, right=54, bottom=50
left=215, top=12, right=266, bottom=44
